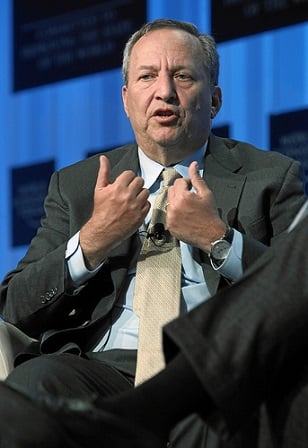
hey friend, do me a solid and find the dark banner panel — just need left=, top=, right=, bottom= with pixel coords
left=11, top=160, right=55, bottom=246
left=212, top=0, right=308, bottom=42
left=270, top=108, right=308, bottom=194
left=13, top=0, right=146, bottom=91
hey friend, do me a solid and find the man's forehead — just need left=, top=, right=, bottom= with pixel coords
left=130, top=30, right=201, bottom=64
left=132, top=28, right=199, bottom=52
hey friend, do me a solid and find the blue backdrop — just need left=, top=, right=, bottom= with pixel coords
left=0, top=0, right=307, bottom=280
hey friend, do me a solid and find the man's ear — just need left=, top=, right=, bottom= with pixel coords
left=210, top=86, right=222, bottom=118
left=122, top=85, right=130, bottom=117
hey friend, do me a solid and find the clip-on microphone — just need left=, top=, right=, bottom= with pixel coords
left=145, top=222, right=167, bottom=246
left=152, top=223, right=165, bottom=240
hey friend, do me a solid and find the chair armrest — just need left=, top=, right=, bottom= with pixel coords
left=0, top=322, right=38, bottom=380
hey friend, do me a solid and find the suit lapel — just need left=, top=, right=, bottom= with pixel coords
left=204, top=134, right=247, bottom=226
left=108, top=144, right=139, bottom=183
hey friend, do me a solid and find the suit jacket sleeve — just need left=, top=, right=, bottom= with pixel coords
left=0, top=175, right=78, bottom=335
left=0, top=156, right=102, bottom=336
left=0, top=146, right=139, bottom=338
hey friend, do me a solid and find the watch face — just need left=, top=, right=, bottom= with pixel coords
left=211, top=240, right=231, bottom=260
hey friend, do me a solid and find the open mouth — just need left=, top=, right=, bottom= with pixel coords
left=154, top=109, right=178, bottom=123
left=156, top=110, right=174, bottom=117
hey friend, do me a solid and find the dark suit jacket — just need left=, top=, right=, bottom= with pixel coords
left=163, top=207, right=308, bottom=448
left=0, top=134, right=306, bottom=355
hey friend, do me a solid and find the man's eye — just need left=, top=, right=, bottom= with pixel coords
left=175, top=74, right=192, bottom=81
left=140, top=74, right=154, bottom=81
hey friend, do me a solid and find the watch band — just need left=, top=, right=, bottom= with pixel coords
left=209, top=225, right=234, bottom=266
left=221, top=225, right=234, bottom=244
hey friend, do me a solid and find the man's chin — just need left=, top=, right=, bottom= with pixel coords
left=153, top=133, right=184, bottom=149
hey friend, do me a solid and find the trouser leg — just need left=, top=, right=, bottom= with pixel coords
left=6, top=352, right=133, bottom=399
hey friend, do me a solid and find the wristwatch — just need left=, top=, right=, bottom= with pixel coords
left=209, top=225, right=234, bottom=266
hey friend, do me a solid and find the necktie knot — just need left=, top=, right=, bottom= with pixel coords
left=150, top=168, right=180, bottom=231
left=161, top=167, right=180, bottom=187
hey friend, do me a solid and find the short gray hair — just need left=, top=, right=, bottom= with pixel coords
left=122, top=18, right=220, bottom=86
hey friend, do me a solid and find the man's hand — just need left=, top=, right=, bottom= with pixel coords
left=166, top=161, right=226, bottom=253
left=80, top=155, right=150, bottom=269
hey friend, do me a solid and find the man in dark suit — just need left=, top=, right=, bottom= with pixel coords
left=0, top=18, right=306, bottom=447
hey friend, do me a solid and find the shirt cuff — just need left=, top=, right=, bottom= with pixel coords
left=66, top=231, right=105, bottom=286
left=210, top=229, right=243, bottom=281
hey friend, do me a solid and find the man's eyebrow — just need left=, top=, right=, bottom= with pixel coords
left=136, top=64, right=194, bottom=72
left=137, top=65, right=156, bottom=71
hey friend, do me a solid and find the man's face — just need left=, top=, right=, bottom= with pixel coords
left=122, top=28, right=221, bottom=160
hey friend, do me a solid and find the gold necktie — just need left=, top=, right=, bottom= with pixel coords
left=133, top=168, right=182, bottom=385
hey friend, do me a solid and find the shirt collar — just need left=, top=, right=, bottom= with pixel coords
left=138, top=143, right=207, bottom=190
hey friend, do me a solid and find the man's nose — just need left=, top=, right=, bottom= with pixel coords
left=155, top=74, right=177, bottom=101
